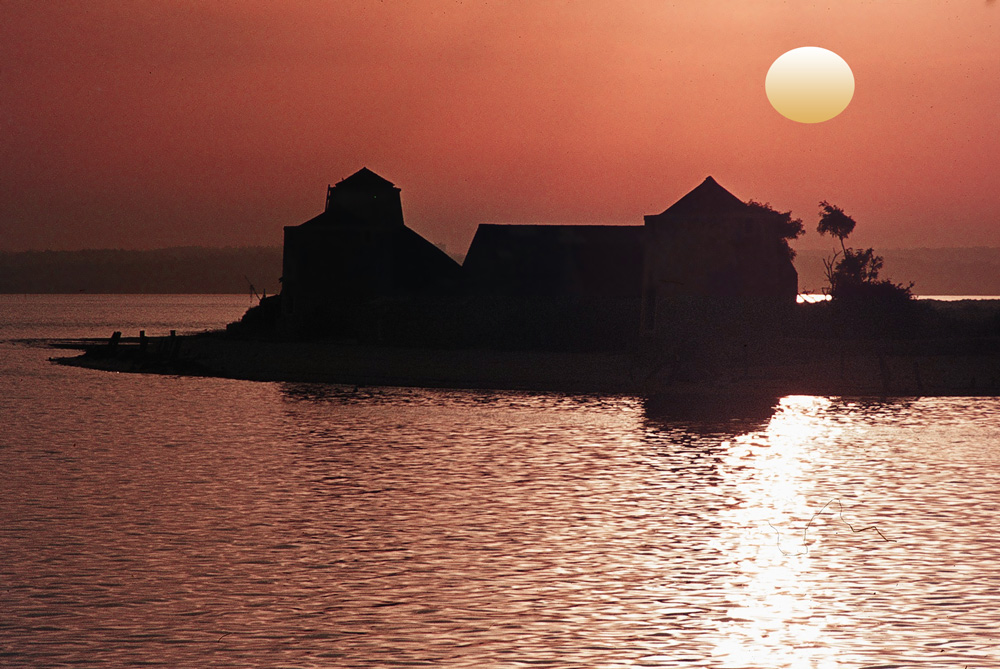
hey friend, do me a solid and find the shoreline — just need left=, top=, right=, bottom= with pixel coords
left=46, top=332, right=1000, bottom=397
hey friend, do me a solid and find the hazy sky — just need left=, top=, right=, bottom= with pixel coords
left=2, top=1, right=998, bottom=252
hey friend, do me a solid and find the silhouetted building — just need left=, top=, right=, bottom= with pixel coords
left=276, top=169, right=797, bottom=349
left=460, top=224, right=645, bottom=349
left=642, top=176, right=797, bottom=307
left=639, top=176, right=798, bottom=373
left=279, top=168, right=462, bottom=336
left=463, top=224, right=643, bottom=298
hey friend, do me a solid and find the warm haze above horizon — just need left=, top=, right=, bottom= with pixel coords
left=2, top=1, right=998, bottom=254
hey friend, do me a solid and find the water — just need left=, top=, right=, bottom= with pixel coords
left=798, top=293, right=1000, bottom=303
left=2, top=295, right=1000, bottom=668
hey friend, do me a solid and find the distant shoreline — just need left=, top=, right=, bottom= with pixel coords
left=4, top=246, right=1000, bottom=295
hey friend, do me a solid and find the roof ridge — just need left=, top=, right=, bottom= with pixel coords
left=334, top=167, right=397, bottom=189
left=652, top=176, right=746, bottom=218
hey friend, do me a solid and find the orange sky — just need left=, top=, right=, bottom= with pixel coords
left=2, top=1, right=998, bottom=253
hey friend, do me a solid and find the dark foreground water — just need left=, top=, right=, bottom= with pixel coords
left=2, top=295, right=1000, bottom=668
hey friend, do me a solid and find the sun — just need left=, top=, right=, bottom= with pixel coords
left=765, top=47, right=855, bottom=124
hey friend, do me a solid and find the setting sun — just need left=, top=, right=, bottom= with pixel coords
left=766, top=47, right=855, bottom=123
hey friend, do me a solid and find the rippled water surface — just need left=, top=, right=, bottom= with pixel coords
left=2, top=295, right=1000, bottom=667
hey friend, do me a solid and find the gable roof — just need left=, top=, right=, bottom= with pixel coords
left=333, top=167, right=397, bottom=191
left=650, top=176, right=747, bottom=220
left=297, top=209, right=371, bottom=228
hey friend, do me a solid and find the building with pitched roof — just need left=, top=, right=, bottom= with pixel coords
left=279, top=168, right=462, bottom=336
left=642, top=175, right=797, bottom=305
left=639, top=176, right=799, bottom=371
left=275, top=168, right=797, bottom=349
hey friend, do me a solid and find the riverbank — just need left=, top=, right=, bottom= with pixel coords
left=49, top=329, right=1000, bottom=397
left=49, top=334, right=638, bottom=392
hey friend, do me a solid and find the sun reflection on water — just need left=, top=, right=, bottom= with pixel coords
left=711, top=396, right=845, bottom=668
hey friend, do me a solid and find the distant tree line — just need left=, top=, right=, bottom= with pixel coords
left=2, top=240, right=999, bottom=297
left=0, top=247, right=283, bottom=294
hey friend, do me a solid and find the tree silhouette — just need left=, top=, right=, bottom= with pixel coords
left=827, top=247, right=878, bottom=295
left=746, top=200, right=804, bottom=260
left=815, top=202, right=912, bottom=302
left=817, top=200, right=856, bottom=253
